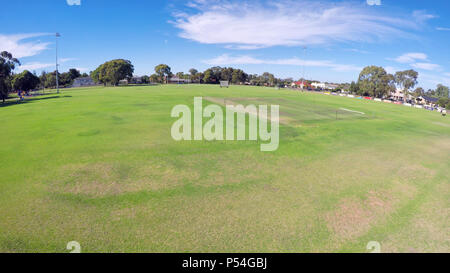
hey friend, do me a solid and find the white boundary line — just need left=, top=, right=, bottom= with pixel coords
left=340, top=108, right=365, bottom=115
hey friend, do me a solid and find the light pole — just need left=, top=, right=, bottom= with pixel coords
left=302, top=46, right=307, bottom=82
left=55, top=32, right=61, bottom=94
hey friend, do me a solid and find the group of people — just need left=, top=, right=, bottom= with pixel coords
left=17, top=90, right=30, bottom=102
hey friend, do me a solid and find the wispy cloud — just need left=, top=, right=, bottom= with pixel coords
left=66, top=0, right=81, bottom=6
left=19, top=58, right=76, bottom=71
left=0, top=33, right=52, bottom=58
left=393, top=52, right=428, bottom=63
left=412, top=10, right=437, bottom=23
left=391, top=52, right=441, bottom=71
left=420, top=73, right=450, bottom=87
left=436, top=27, right=450, bottom=31
left=173, top=0, right=431, bottom=49
left=411, top=62, right=441, bottom=71
left=19, top=62, right=54, bottom=71
left=366, top=0, right=381, bottom=6
left=346, top=48, right=371, bottom=54
left=203, top=54, right=362, bottom=72
left=60, top=58, right=77, bottom=63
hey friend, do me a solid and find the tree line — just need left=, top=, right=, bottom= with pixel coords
left=2, top=51, right=449, bottom=109
left=1, top=51, right=89, bottom=102
left=89, top=60, right=294, bottom=87
left=349, top=65, right=449, bottom=108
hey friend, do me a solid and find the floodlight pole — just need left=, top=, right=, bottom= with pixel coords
left=302, top=46, right=307, bottom=82
left=56, top=33, right=61, bottom=94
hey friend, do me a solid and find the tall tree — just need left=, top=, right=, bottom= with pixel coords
left=189, top=68, right=197, bottom=76
left=68, top=68, right=81, bottom=80
left=141, top=75, right=150, bottom=84
left=413, top=87, right=425, bottom=97
left=91, top=59, right=134, bottom=86
left=435, top=84, right=449, bottom=98
left=394, top=70, right=418, bottom=100
left=149, top=74, right=159, bottom=83
left=0, top=51, right=20, bottom=102
left=188, top=68, right=198, bottom=83
left=12, top=70, right=40, bottom=92
left=357, top=66, right=394, bottom=98
left=349, top=81, right=359, bottom=94
left=154, top=64, right=171, bottom=84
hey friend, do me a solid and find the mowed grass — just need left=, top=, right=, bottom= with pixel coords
left=0, top=84, right=449, bottom=253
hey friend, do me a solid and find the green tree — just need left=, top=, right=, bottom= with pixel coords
left=12, top=70, right=40, bottom=92
left=45, top=72, right=57, bottom=88
left=176, top=72, right=185, bottom=79
left=189, top=68, right=198, bottom=82
left=394, top=70, right=418, bottom=99
left=203, top=69, right=216, bottom=84
left=194, top=72, right=204, bottom=83
left=154, top=64, right=171, bottom=84
left=91, top=59, right=134, bottom=86
left=435, top=84, right=449, bottom=98
left=0, top=51, right=20, bottom=102
left=349, top=81, right=359, bottom=94
left=231, top=69, right=247, bottom=84
left=413, top=87, right=425, bottom=97
left=357, top=66, right=394, bottom=98
left=141, top=75, right=150, bottom=84
left=437, top=97, right=450, bottom=108
left=149, top=74, right=159, bottom=83
left=68, top=68, right=81, bottom=80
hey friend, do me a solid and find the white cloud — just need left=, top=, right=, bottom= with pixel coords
left=393, top=52, right=428, bottom=63
left=203, top=54, right=362, bottom=72
left=385, top=66, right=400, bottom=74
left=366, top=0, right=381, bottom=6
left=0, top=33, right=52, bottom=58
left=346, top=48, right=371, bottom=54
left=412, top=10, right=437, bottom=23
left=419, top=73, right=450, bottom=87
left=436, top=27, right=450, bottom=31
left=18, top=58, right=76, bottom=71
left=19, top=62, right=54, bottom=71
left=173, top=0, right=428, bottom=49
left=75, top=67, right=89, bottom=72
left=411, top=62, right=441, bottom=71
left=59, top=58, right=77, bottom=63
left=391, top=53, right=441, bottom=72
left=66, top=0, right=81, bottom=6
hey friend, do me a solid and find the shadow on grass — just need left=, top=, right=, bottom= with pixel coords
left=0, top=95, right=72, bottom=108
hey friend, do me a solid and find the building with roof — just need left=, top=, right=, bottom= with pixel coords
left=168, top=76, right=191, bottom=84
left=416, top=95, right=439, bottom=106
left=72, top=77, right=96, bottom=87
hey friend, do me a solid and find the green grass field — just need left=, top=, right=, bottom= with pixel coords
left=0, top=84, right=449, bottom=253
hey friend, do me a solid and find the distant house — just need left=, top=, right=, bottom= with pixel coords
left=291, top=81, right=311, bottom=89
left=326, top=83, right=339, bottom=90
left=310, top=82, right=339, bottom=90
left=72, top=77, right=96, bottom=87
left=416, top=95, right=439, bottom=106
left=129, top=76, right=143, bottom=84
left=311, top=82, right=326, bottom=89
left=118, top=79, right=129, bottom=85
left=390, top=88, right=410, bottom=101
left=168, top=76, right=191, bottom=84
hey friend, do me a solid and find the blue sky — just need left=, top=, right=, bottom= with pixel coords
left=1, top=0, right=450, bottom=89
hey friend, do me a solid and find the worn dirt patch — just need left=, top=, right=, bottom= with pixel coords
left=325, top=190, right=395, bottom=241
left=50, top=162, right=198, bottom=197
